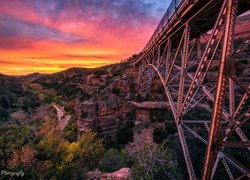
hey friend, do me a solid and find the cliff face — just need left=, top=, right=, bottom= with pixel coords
left=75, top=65, right=138, bottom=137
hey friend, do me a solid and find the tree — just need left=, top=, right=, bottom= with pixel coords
left=0, top=125, right=31, bottom=169
left=165, top=122, right=177, bottom=135
left=63, top=119, right=77, bottom=142
left=21, top=92, right=40, bottom=111
left=0, top=107, right=9, bottom=122
left=9, top=145, right=36, bottom=168
left=153, top=127, right=168, bottom=144
left=116, top=121, right=134, bottom=145
left=75, top=129, right=104, bottom=170
left=0, top=126, right=13, bottom=169
left=36, top=135, right=68, bottom=166
left=131, top=144, right=179, bottom=179
left=99, top=149, right=126, bottom=173
left=55, top=130, right=105, bottom=179
left=0, top=95, right=10, bottom=109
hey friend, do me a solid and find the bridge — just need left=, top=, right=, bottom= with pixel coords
left=133, top=0, right=250, bottom=179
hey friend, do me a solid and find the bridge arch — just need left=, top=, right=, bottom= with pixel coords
left=134, top=0, right=250, bottom=179
left=137, top=63, right=177, bottom=118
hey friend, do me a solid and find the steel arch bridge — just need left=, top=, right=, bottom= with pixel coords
left=134, top=0, right=250, bottom=179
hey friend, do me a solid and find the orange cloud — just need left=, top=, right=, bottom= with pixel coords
left=0, top=0, right=166, bottom=75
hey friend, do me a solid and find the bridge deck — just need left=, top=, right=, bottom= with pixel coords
left=135, top=0, right=249, bottom=64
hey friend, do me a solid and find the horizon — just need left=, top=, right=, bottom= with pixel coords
left=0, top=65, right=119, bottom=77
left=0, top=0, right=170, bottom=75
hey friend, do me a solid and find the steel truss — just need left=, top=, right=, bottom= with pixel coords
left=135, top=0, right=250, bottom=179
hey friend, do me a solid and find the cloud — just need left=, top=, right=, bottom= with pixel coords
left=24, top=54, right=120, bottom=61
left=0, top=0, right=169, bottom=75
left=0, top=15, right=87, bottom=44
left=0, top=37, right=33, bottom=50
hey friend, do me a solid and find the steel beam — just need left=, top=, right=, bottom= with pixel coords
left=180, top=0, right=227, bottom=115
left=166, top=29, right=186, bottom=83
left=177, top=24, right=190, bottom=122
left=203, top=0, right=238, bottom=179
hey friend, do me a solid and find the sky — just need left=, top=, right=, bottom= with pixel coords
left=0, top=0, right=170, bottom=75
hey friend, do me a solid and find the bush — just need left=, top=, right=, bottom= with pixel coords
left=239, top=59, right=248, bottom=64
left=131, top=144, right=179, bottom=179
left=64, top=119, right=77, bottom=142
left=21, top=92, right=40, bottom=111
left=153, top=127, right=168, bottom=144
left=183, top=107, right=211, bottom=120
left=150, top=110, right=174, bottom=123
left=0, top=95, right=11, bottom=109
left=0, top=106, right=9, bottom=122
left=165, top=123, right=177, bottom=135
left=116, top=121, right=134, bottom=145
left=112, top=88, right=120, bottom=95
left=76, top=130, right=105, bottom=169
left=99, top=149, right=126, bottom=173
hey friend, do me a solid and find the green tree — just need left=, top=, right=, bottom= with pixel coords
left=0, top=125, right=13, bottom=169
left=0, top=125, right=31, bottom=169
left=57, top=130, right=105, bottom=179
left=64, top=119, right=77, bottom=142
left=36, top=135, right=68, bottom=166
left=0, top=107, right=9, bottom=122
left=75, top=130, right=105, bottom=170
left=165, top=122, right=177, bottom=135
left=21, top=92, right=40, bottom=111
left=0, top=95, right=10, bottom=109
left=99, top=149, right=126, bottom=173
left=153, top=127, right=168, bottom=144
left=116, top=121, right=134, bottom=145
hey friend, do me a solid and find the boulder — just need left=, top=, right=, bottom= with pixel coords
left=86, top=168, right=132, bottom=180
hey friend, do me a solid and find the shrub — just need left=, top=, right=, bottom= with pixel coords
left=64, top=119, right=77, bottom=142
left=99, top=149, right=126, bottom=173
left=0, top=95, right=11, bottom=109
left=131, top=144, right=179, bottom=179
left=116, top=121, right=134, bottom=145
left=21, top=92, right=40, bottom=111
left=239, top=59, right=248, bottom=64
left=165, top=123, right=177, bottom=135
left=153, top=127, right=168, bottom=144
left=76, top=130, right=105, bottom=169
left=112, top=88, right=120, bottom=95
left=0, top=106, right=9, bottom=122
left=151, top=110, right=174, bottom=123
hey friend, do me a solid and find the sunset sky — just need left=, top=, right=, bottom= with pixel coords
left=0, top=0, right=170, bottom=75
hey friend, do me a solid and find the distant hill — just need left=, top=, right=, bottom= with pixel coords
left=0, top=73, right=20, bottom=89
left=16, top=72, right=47, bottom=82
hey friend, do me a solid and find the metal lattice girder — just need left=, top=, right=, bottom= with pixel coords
left=177, top=24, right=191, bottom=121
left=135, top=0, right=250, bottom=179
left=180, top=1, right=228, bottom=115
left=203, top=0, right=239, bottom=178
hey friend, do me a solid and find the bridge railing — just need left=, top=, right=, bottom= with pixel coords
left=143, top=0, right=185, bottom=52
